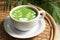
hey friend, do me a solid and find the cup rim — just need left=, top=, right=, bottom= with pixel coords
left=10, top=5, right=39, bottom=22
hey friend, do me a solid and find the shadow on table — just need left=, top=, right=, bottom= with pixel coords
left=0, top=21, right=34, bottom=40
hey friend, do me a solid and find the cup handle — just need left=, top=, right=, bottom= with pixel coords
left=39, top=10, right=46, bottom=19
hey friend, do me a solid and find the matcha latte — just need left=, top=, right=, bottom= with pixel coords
left=11, top=7, right=37, bottom=21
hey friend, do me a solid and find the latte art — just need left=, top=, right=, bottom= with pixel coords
left=11, top=7, right=37, bottom=21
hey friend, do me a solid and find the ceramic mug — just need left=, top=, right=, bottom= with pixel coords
left=10, top=5, right=46, bottom=31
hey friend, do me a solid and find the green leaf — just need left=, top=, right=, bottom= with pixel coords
left=19, top=0, right=23, bottom=5
left=9, top=0, right=13, bottom=10
left=49, top=2, right=60, bottom=24
left=20, top=0, right=28, bottom=5
left=4, top=0, right=9, bottom=11
left=14, top=0, right=19, bottom=7
left=23, top=0, right=28, bottom=5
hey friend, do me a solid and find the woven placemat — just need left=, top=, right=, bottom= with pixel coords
left=0, top=5, right=57, bottom=40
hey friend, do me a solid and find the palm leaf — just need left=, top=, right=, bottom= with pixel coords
left=3, top=0, right=28, bottom=10
left=49, top=2, right=60, bottom=24
left=9, top=0, right=13, bottom=10
left=14, top=0, right=19, bottom=7
left=19, top=0, right=23, bottom=5
left=23, top=0, right=28, bottom=5
left=20, top=0, right=28, bottom=5
left=4, top=0, right=9, bottom=11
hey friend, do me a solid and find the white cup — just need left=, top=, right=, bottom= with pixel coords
left=10, top=5, right=46, bottom=31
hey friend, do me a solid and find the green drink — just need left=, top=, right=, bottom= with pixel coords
left=11, top=7, right=37, bottom=21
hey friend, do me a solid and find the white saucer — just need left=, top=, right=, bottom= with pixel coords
left=4, top=16, right=46, bottom=39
